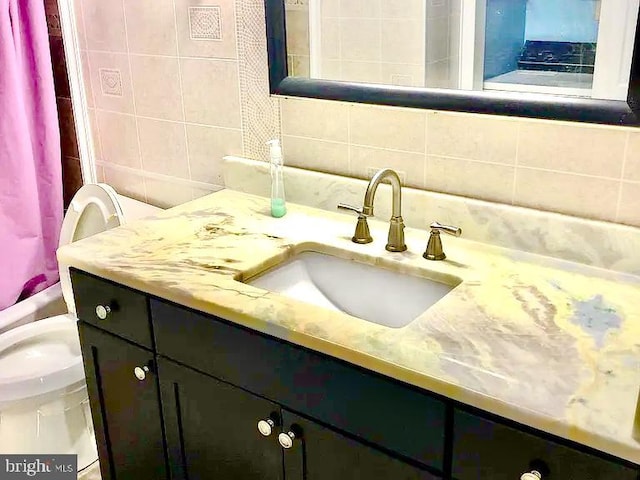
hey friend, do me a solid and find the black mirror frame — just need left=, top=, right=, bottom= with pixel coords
left=265, top=0, right=640, bottom=127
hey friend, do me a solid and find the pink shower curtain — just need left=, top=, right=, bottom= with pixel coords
left=0, top=0, right=62, bottom=310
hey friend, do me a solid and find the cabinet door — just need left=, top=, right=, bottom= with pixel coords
left=452, top=409, right=639, bottom=480
left=152, top=299, right=446, bottom=471
left=158, top=358, right=284, bottom=480
left=281, top=411, right=440, bottom=480
left=78, top=323, right=167, bottom=480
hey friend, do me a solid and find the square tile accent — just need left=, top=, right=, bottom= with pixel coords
left=189, top=6, right=222, bottom=40
left=99, top=68, right=123, bottom=97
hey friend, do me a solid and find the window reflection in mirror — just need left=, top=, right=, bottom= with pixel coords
left=483, top=0, right=599, bottom=96
left=284, top=0, right=638, bottom=101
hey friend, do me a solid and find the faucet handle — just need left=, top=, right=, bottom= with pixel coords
left=423, top=222, right=462, bottom=261
left=337, top=203, right=366, bottom=216
left=430, top=221, right=462, bottom=237
left=337, top=203, right=373, bottom=244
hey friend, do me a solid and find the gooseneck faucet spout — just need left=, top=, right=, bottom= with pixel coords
left=363, top=168, right=407, bottom=252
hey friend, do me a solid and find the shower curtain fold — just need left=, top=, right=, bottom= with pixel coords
left=0, top=0, right=63, bottom=310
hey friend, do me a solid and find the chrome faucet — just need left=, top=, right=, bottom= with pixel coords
left=338, top=168, right=407, bottom=252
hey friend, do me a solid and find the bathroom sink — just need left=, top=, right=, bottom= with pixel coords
left=247, top=252, right=460, bottom=328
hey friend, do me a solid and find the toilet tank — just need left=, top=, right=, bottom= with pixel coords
left=116, top=194, right=162, bottom=222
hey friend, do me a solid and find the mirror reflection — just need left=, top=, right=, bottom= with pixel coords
left=285, top=0, right=638, bottom=100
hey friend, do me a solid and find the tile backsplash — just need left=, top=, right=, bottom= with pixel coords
left=75, top=0, right=640, bottom=228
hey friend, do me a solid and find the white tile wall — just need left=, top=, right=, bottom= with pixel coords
left=77, top=0, right=640, bottom=229
left=312, top=0, right=428, bottom=87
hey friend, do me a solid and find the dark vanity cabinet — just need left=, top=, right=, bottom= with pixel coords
left=78, top=323, right=167, bottom=480
left=159, top=358, right=284, bottom=480
left=70, top=269, right=639, bottom=480
left=159, top=358, right=437, bottom=480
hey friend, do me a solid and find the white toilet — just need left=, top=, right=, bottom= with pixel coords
left=0, top=184, right=161, bottom=470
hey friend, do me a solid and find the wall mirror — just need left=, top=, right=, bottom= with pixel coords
left=266, top=0, right=640, bottom=125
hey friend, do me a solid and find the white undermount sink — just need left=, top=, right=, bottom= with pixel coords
left=247, top=251, right=461, bottom=328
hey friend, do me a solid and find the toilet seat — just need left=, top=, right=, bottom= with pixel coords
left=58, top=183, right=124, bottom=248
left=0, top=314, right=83, bottom=403
left=58, top=184, right=124, bottom=316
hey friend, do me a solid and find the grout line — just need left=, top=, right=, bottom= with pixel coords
left=84, top=48, right=239, bottom=63
left=282, top=133, right=426, bottom=156
left=121, top=0, right=147, bottom=201
left=262, top=131, right=633, bottom=183
left=501, top=164, right=623, bottom=182
left=376, top=0, right=382, bottom=82
left=78, top=3, right=102, bottom=169
left=90, top=107, right=243, bottom=132
left=346, top=103, right=352, bottom=174
left=512, top=120, right=521, bottom=205
left=96, top=160, right=222, bottom=191
left=423, top=111, right=429, bottom=189
left=171, top=0, right=192, bottom=182
left=278, top=131, right=539, bottom=175
left=615, top=131, right=631, bottom=221
left=337, top=7, right=343, bottom=80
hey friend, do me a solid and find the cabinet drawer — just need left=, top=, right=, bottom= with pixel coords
left=452, top=409, right=638, bottom=480
left=71, top=269, right=152, bottom=348
left=152, top=299, right=447, bottom=473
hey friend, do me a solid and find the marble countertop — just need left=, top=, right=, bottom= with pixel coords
left=58, top=190, right=640, bottom=465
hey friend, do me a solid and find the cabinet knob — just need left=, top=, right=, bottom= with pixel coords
left=134, top=365, right=150, bottom=381
left=95, top=304, right=111, bottom=320
left=278, top=431, right=296, bottom=449
left=257, top=419, right=275, bottom=437
left=521, top=471, right=543, bottom=480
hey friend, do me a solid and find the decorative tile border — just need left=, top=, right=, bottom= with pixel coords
left=189, top=6, right=223, bottom=41
left=98, top=68, right=123, bottom=97
left=235, top=0, right=281, bottom=161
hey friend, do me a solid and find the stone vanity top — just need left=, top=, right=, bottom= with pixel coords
left=57, top=189, right=640, bottom=465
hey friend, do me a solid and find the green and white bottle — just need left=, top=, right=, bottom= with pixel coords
left=268, top=139, right=287, bottom=218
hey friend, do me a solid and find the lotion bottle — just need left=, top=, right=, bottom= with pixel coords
left=268, top=139, right=286, bottom=218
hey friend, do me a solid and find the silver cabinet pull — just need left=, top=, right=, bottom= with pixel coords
left=521, top=471, right=543, bottom=480
left=257, top=419, right=275, bottom=437
left=278, top=431, right=296, bottom=449
left=95, top=305, right=111, bottom=320
left=134, top=366, right=150, bottom=381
